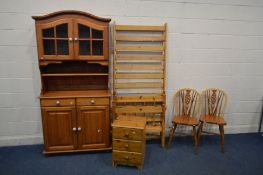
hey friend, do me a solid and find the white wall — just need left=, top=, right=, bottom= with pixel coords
left=0, top=0, right=263, bottom=146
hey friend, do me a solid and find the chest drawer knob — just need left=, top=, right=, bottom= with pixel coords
left=124, top=133, right=129, bottom=137
left=56, top=101, right=60, bottom=105
left=72, top=127, right=77, bottom=131
left=77, top=127, right=82, bottom=131
left=125, top=144, right=129, bottom=148
left=131, top=130, right=136, bottom=134
left=97, top=129, right=101, bottom=133
left=125, top=156, right=129, bottom=160
left=90, top=99, right=95, bottom=104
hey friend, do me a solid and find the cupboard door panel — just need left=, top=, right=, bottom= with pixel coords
left=42, top=107, right=77, bottom=152
left=73, top=19, right=108, bottom=60
left=36, top=19, right=74, bottom=60
left=77, top=106, right=109, bottom=149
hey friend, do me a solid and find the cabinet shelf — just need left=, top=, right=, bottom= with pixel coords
left=42, top=73, right=108, bottom=77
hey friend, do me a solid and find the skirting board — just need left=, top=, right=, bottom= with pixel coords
left=0, top=134, right=43, bottom=147
left=0, top=125, right=259, bottom=147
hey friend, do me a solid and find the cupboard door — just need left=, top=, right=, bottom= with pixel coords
left=41, top=107, right=77, bottom=152
left=36, top=19, right=74, bottom=60
left=73, top=19, right=108, bottom=60
left=77, top=106, right=109, bottom=149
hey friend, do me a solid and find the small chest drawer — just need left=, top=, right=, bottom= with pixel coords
left=41, top=99, right=75, bottom=107
left=77, top=98, right=109, bottom=106
left=113, top=139, right=143, bottom=152
left=112, top=127, right=143, bottom=141
left=113, top=151, right=142, bottom=165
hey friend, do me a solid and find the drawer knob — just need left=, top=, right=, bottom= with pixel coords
left=125, top=144, right=129, bottom=148
left=90, top=100, right=95, bottom=104
left=72, top=127, right=77, bottom=131
left=77, top=127, right=82, bottom=131
left=70, top=101, right=73, bottom=105
left=125, top=156, right=129, bottom=160
left=124, top=133, right=129, bottom=137
left=56, top=101, right=60, bottom=105
left=132, top=131, right=136, bottom=134
left=97, top=129, right=101, bottom=133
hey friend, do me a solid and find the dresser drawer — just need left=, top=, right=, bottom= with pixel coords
left=113, top=139, right=143, bottom=152
left=112, top=127, right=143, bottom=141
left=76, top=98, right=109, bottom=106
left=113, top=151, right=143, bottom=165
left=41, top=99, right=75, bottom=107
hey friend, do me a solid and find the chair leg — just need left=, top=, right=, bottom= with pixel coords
left=193, top=126, right=198, bottom=154
left=197, top=121, right=204, bottom=146
left=167, top=123, right=177, bottom=149
left=161, top=129, right=165, bottom=148
left=219, top=124, right=225, bottom=153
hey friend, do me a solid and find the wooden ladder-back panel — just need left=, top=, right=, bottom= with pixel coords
left=112, top=22, right=167, bottom=148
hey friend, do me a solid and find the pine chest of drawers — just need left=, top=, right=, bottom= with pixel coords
left=112, top=120, right=146, bottom=169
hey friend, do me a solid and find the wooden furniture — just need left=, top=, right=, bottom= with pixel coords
left=258, top=96, right=263, bottom=133
left=112, top=119, right=146, bottom=169
left=112, top=23, right=167, bottom=147
left=32, top=11, right=111, bottom=154
left=167, top=88, right=200, bottom=153
left=197, top=88, right=228, bottom=153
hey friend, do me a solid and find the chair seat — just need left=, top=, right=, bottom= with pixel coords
left=200, top=115, right=226, bottom=125
left=172, top=116, right=199, bottom=126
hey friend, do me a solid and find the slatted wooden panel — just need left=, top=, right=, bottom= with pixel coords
left=112, top=22, right=167, bottom=147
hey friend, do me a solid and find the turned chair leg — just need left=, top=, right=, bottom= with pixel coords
left=219, top=124, right=225, bottom=153
left=197, top=121, right=204, bottom=146
left=161, top=130, right=165, bottom=148
left=167, top=123, right=177, bottom=149
left=193, top=126, right=198, bottom=154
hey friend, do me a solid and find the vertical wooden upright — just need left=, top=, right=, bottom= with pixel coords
left=112, top=23, right=167, bottom=147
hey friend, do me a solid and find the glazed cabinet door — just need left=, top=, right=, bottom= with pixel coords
left=41, top=107, right=77, bottom=152
left=73, top=19, right=109, bottom=60
left=77, top=106, right=109, bottom=149
left=36, top=19, right=74, bottom=60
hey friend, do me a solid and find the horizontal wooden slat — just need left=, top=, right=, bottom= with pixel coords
left=115, top=25, right=165, bottom=31
left=115, top=94, right=164, bottom=102
left=115, top=83, right=163, bottom=89
left=116, top=115, right=146, bottom=122
left=116, top=35, right=164, bottom=42
left=115, top=105, right=163, bottom=114
left=116, top=55, right=163, bottom=61
left=145, top=124, right=162, bottom=133
left=115, top=73, right=163, bottom=79
left=116, top=115, right=162, bottom=122
left=116, top=45, right=164, bottom=52
left=115, top=64, right=163, bottom=70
